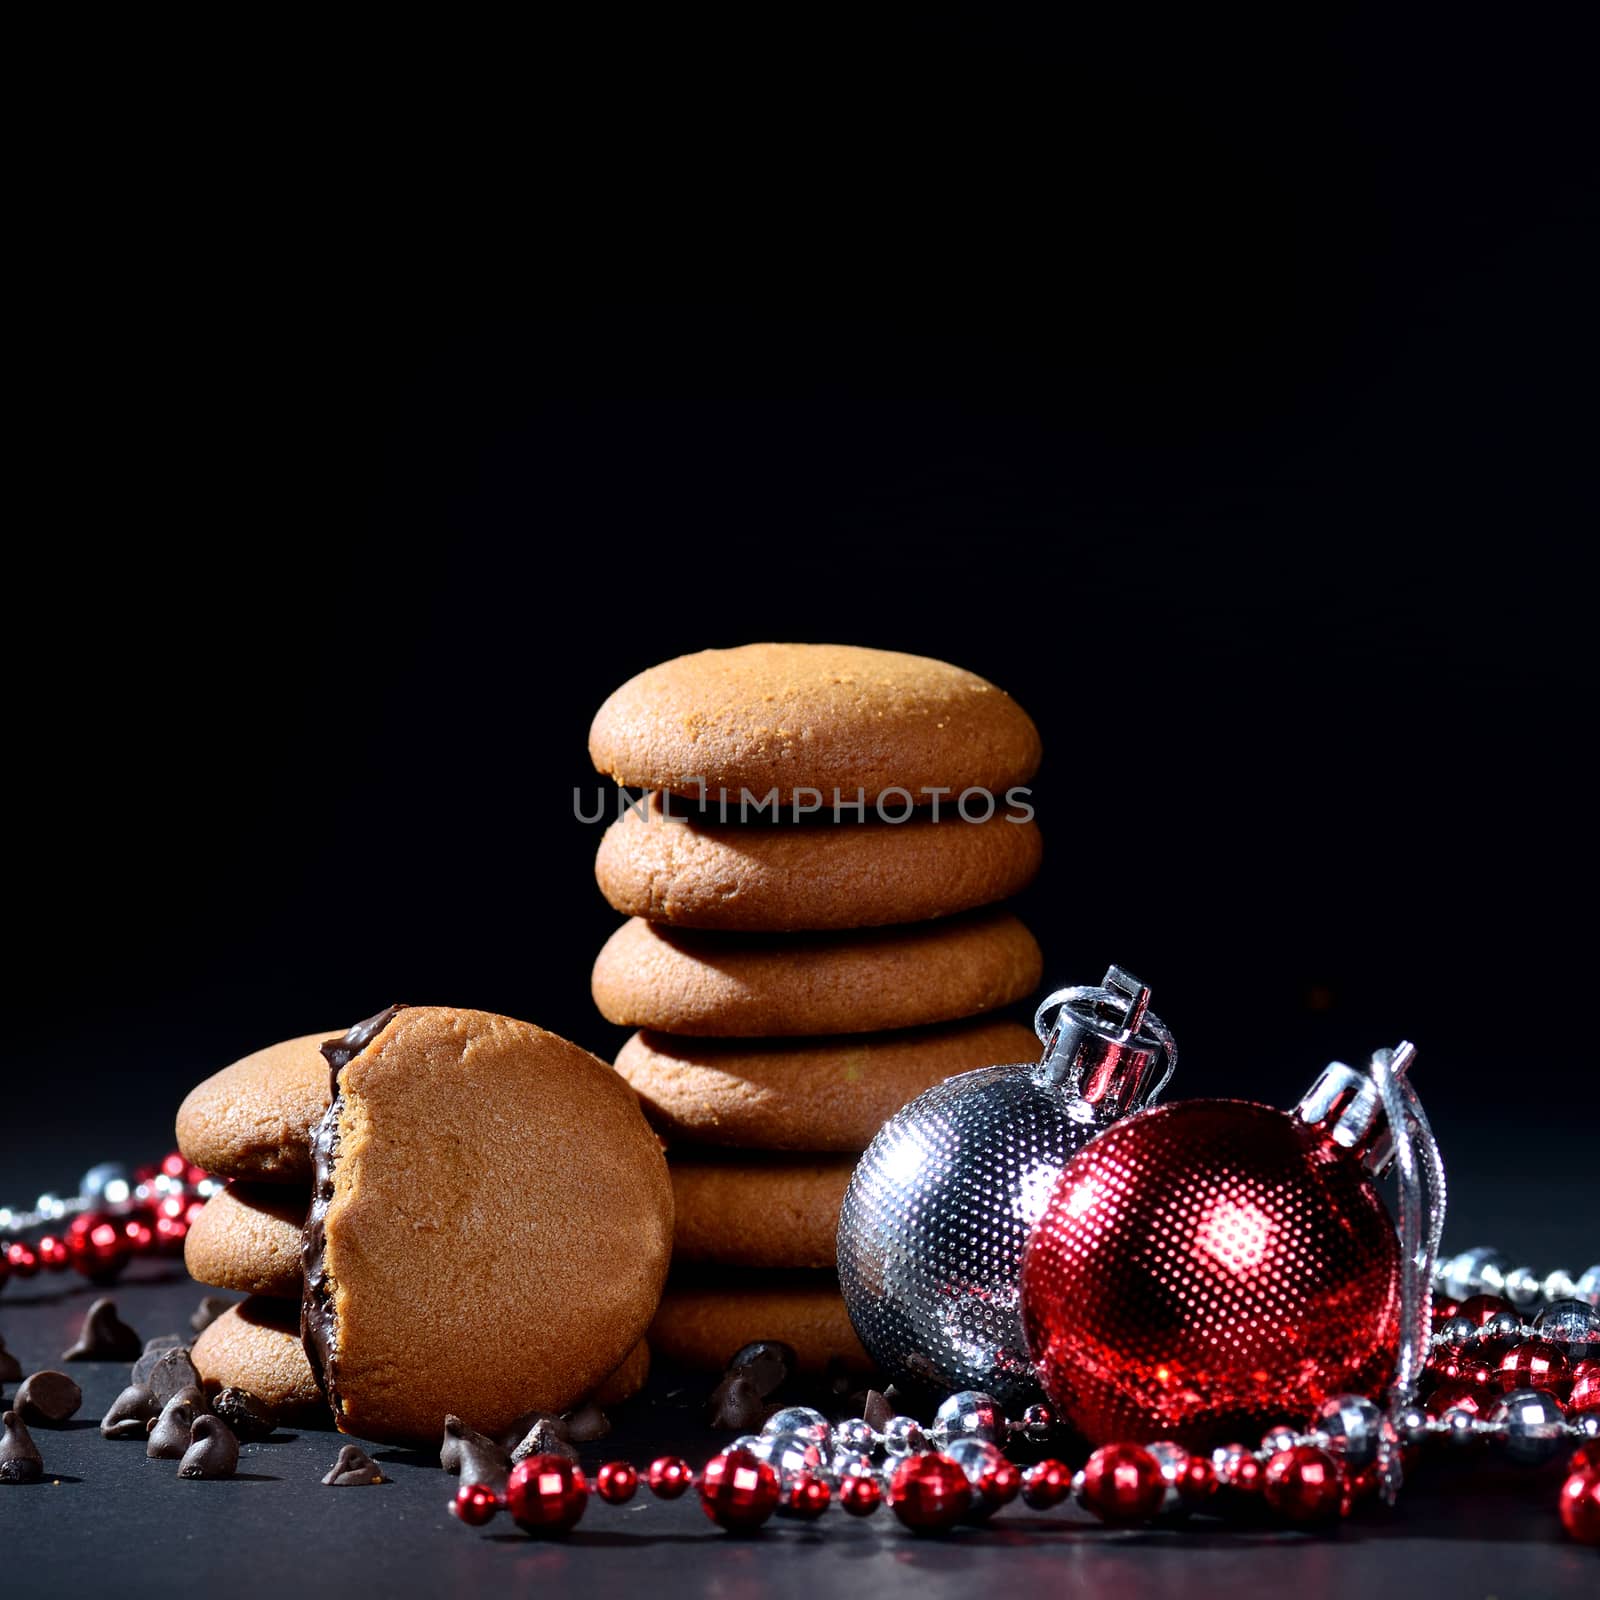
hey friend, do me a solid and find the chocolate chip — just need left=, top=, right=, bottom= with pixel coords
left=177, top=1415, right=238, bottom=1479
left=131, top=1335, right=185, bottom=1386
left=100, top=1383, right=159, bottom=1440
left=211, top=1387, right=277, bottom=1443
left=861, top=1388, right=893, bottom=1432
left=146, top=1391, right=206, bottom=1459
left=147, top=1348, right=203, bottom=1408
left=322, top=1443, right=387, bottom=1486
left=0, top=1410, right=44, bottom=1483
left=0, top=1336, right=22, bottom=1385
left=190, top=1297, right=234, bottom=1335
left=510, top=1416, right=578, bottom=1464
left=707, top=1372, right=767, bottom=1431
left=727, top=1340, right=795, bottom=1398
left=560, top=1400, right=611, bottom=1443
left=14, top=1371, right=82, bottom=1427
left=62, top=1297, right=143, bottom=1363
left=440, top=1414, right=508, bottom=1475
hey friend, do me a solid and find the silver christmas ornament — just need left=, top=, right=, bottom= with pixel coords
left=1491, top=1389, right=1568, bottom=1464
left=932, top=1390, right=1004, bottom=1445
left=837, top=965, right=1176, bottom=1409
left=1314, top=1394, right=1383, bottom=1470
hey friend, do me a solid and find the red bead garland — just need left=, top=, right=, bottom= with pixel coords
left=1559, top=1467, right=1600, bottom=1546
left=782, top=1471, right=832, bottom=1520
left=451, top=1482, right=500, bottom=1526
left=647, top=1455, right=693, bottom=1499
left=1497, top=1340, right=1570, bottom=1398
left=1021, top=1458, right=1072, bottom=1509
left=506, top=1454, right=589, bottom=1536
left=1078, top=1443, right=1166, bottom=1525
left=888, top=1454, right=972, bottom=1534
left=1262, top=1445, right=1347, bottom=1525
left=838, top=1473, right=882, bottom=1516
left=1570, top=1362, right=1600, bottom=1413
left=595, top=1461, right=638, bottom=1504
left=698, top=1447, right=780, bottom=1532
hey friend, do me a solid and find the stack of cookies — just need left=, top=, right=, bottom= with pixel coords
left=175, top=1030, right=343, bottom=1421
left=588, top=643, right=1045, bottom=1375
left=173, top=1007, right=671, bottom=1440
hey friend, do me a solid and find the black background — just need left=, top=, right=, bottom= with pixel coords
left=8, top=12, right=1595, bottom=1274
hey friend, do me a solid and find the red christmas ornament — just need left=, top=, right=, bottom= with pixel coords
left=1021, top=1087, right=1402, bottom=1447
left=451, top=1482, right=500, bottom=1526
left=1427, top=1352, right=1494, bottom=1389
left=1571, top=1437, right=1600, bottom=1474
left=1263, top=1445, right=1346, bottom=1524
left=595, top=1461, right=638, bottom=1504
left=697, top=1447, right=780, bottom=1532
left=1021, top=1458, right=1072, bottom=1509
left=1569, top=1361, right=1600, bottom=1413
left=1558, top=1467, right=1600, bottom=1547
left=1497, top=1340, right=1570, bottom=1398
left=1077, top=1443, right=1166, bottom=1525
left=506, top=1454, right=589, bottom=1536
left=889, top=1454, right=972, bottom=1533
left=647, top=1455, right=692, bottom=1499
left=782, top=1471, right=832, bottom=1520
left=1454, top=1294, right=1512, bottom=1329
left=839, top=1473, right=883, bottom=1516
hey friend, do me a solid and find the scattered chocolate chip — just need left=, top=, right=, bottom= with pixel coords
left=727, top=1340, right=795, bottom=1398
left=510, top=1415, right=578, bottom=1464
left=211, top=1387, right=277, bottom=1443
left=0, top=1337, right=22, bottom=1385
left=190, top=1297, right=235, bottom=1335
left=147, top=1348, right=203, bottom=1408
left=1, top=1410, right=44, bottom=1483
left=146, top=1391, right=206, bottom=1459
left=707, top=1372, right=767, bottom=1431
left=560, top=1400, right=611, bottom=1443
left=178, top=1415, right=239, bottom=1479
left=62, top=1297, right=143, bottom=1363
left=131, top=1335, right=185, bottom=1386
left=14, top=1370, right=82, bottom=1427
left=322, top=1443, right=387, bottom=1486
left=440, top=1414, right=506, bottom=1474
left=861, top=1388, right=893, bottom=1432
left=101, top=1383, right=159, bottom=1440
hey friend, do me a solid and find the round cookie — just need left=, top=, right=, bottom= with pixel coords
left=670, top=1157, right=854, bottom=1269
left=589, top=643, right=1041, bottom=806
left=185, top=1184, right=308, bottom=1299
left=592, top=910, right=1042, bottom=1037
left=596, top=792, right=1042, bottom=931
left=304, top=1005, right=674, bottom=1444
left=192, top=1296, right=327, bottom=1421
left=649, top=1275, right=872, bottom=1374
left=616, top=1017, right=1041, bottom=1151
left=176, top=1031, right=336, bottom=1184
left=591, top=1339, right=651, bottom=1406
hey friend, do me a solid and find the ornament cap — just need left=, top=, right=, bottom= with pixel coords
left=1032, top=965, right=1176, bottom=1115
left=1296, top=1042, right=1417, bottom=1173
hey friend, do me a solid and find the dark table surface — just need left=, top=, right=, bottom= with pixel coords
left=2, top=1257, right=1593, bottom=1599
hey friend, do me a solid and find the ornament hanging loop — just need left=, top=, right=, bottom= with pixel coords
left=1299, top=1041, right=1446, bottom=1504
left=1031, top=965, right=1177, bottom=1115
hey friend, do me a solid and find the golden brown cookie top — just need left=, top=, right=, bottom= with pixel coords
left=588, top=643, right=1041, bottom=805
left=175, top=1031, right=336, bottom=1184
left=305, top=1005, right=673, bottom=1443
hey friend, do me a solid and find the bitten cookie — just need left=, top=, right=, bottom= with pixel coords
left=184, top=1184, right=308, bottom=1299
left=592, top=911, right=1042, bottom=1036
left=589, top=643, right=1041, bottom=806
left=670, top=1157, right=854, bottom=1269
left=649, top=1275, right=872, bottom=1374
left=304, top=1005, right=674, bottom=1444
left=616, top=1017, right=1041, bottom=1151
left=596, top=792, right=1042, bottom=931
left=192, top=1297, right=326, bottom=1420
left=176, top=1031, right=335, bottom=1184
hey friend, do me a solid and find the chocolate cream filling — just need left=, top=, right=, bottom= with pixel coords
left=302, top=1004, right=408, bottom=1417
